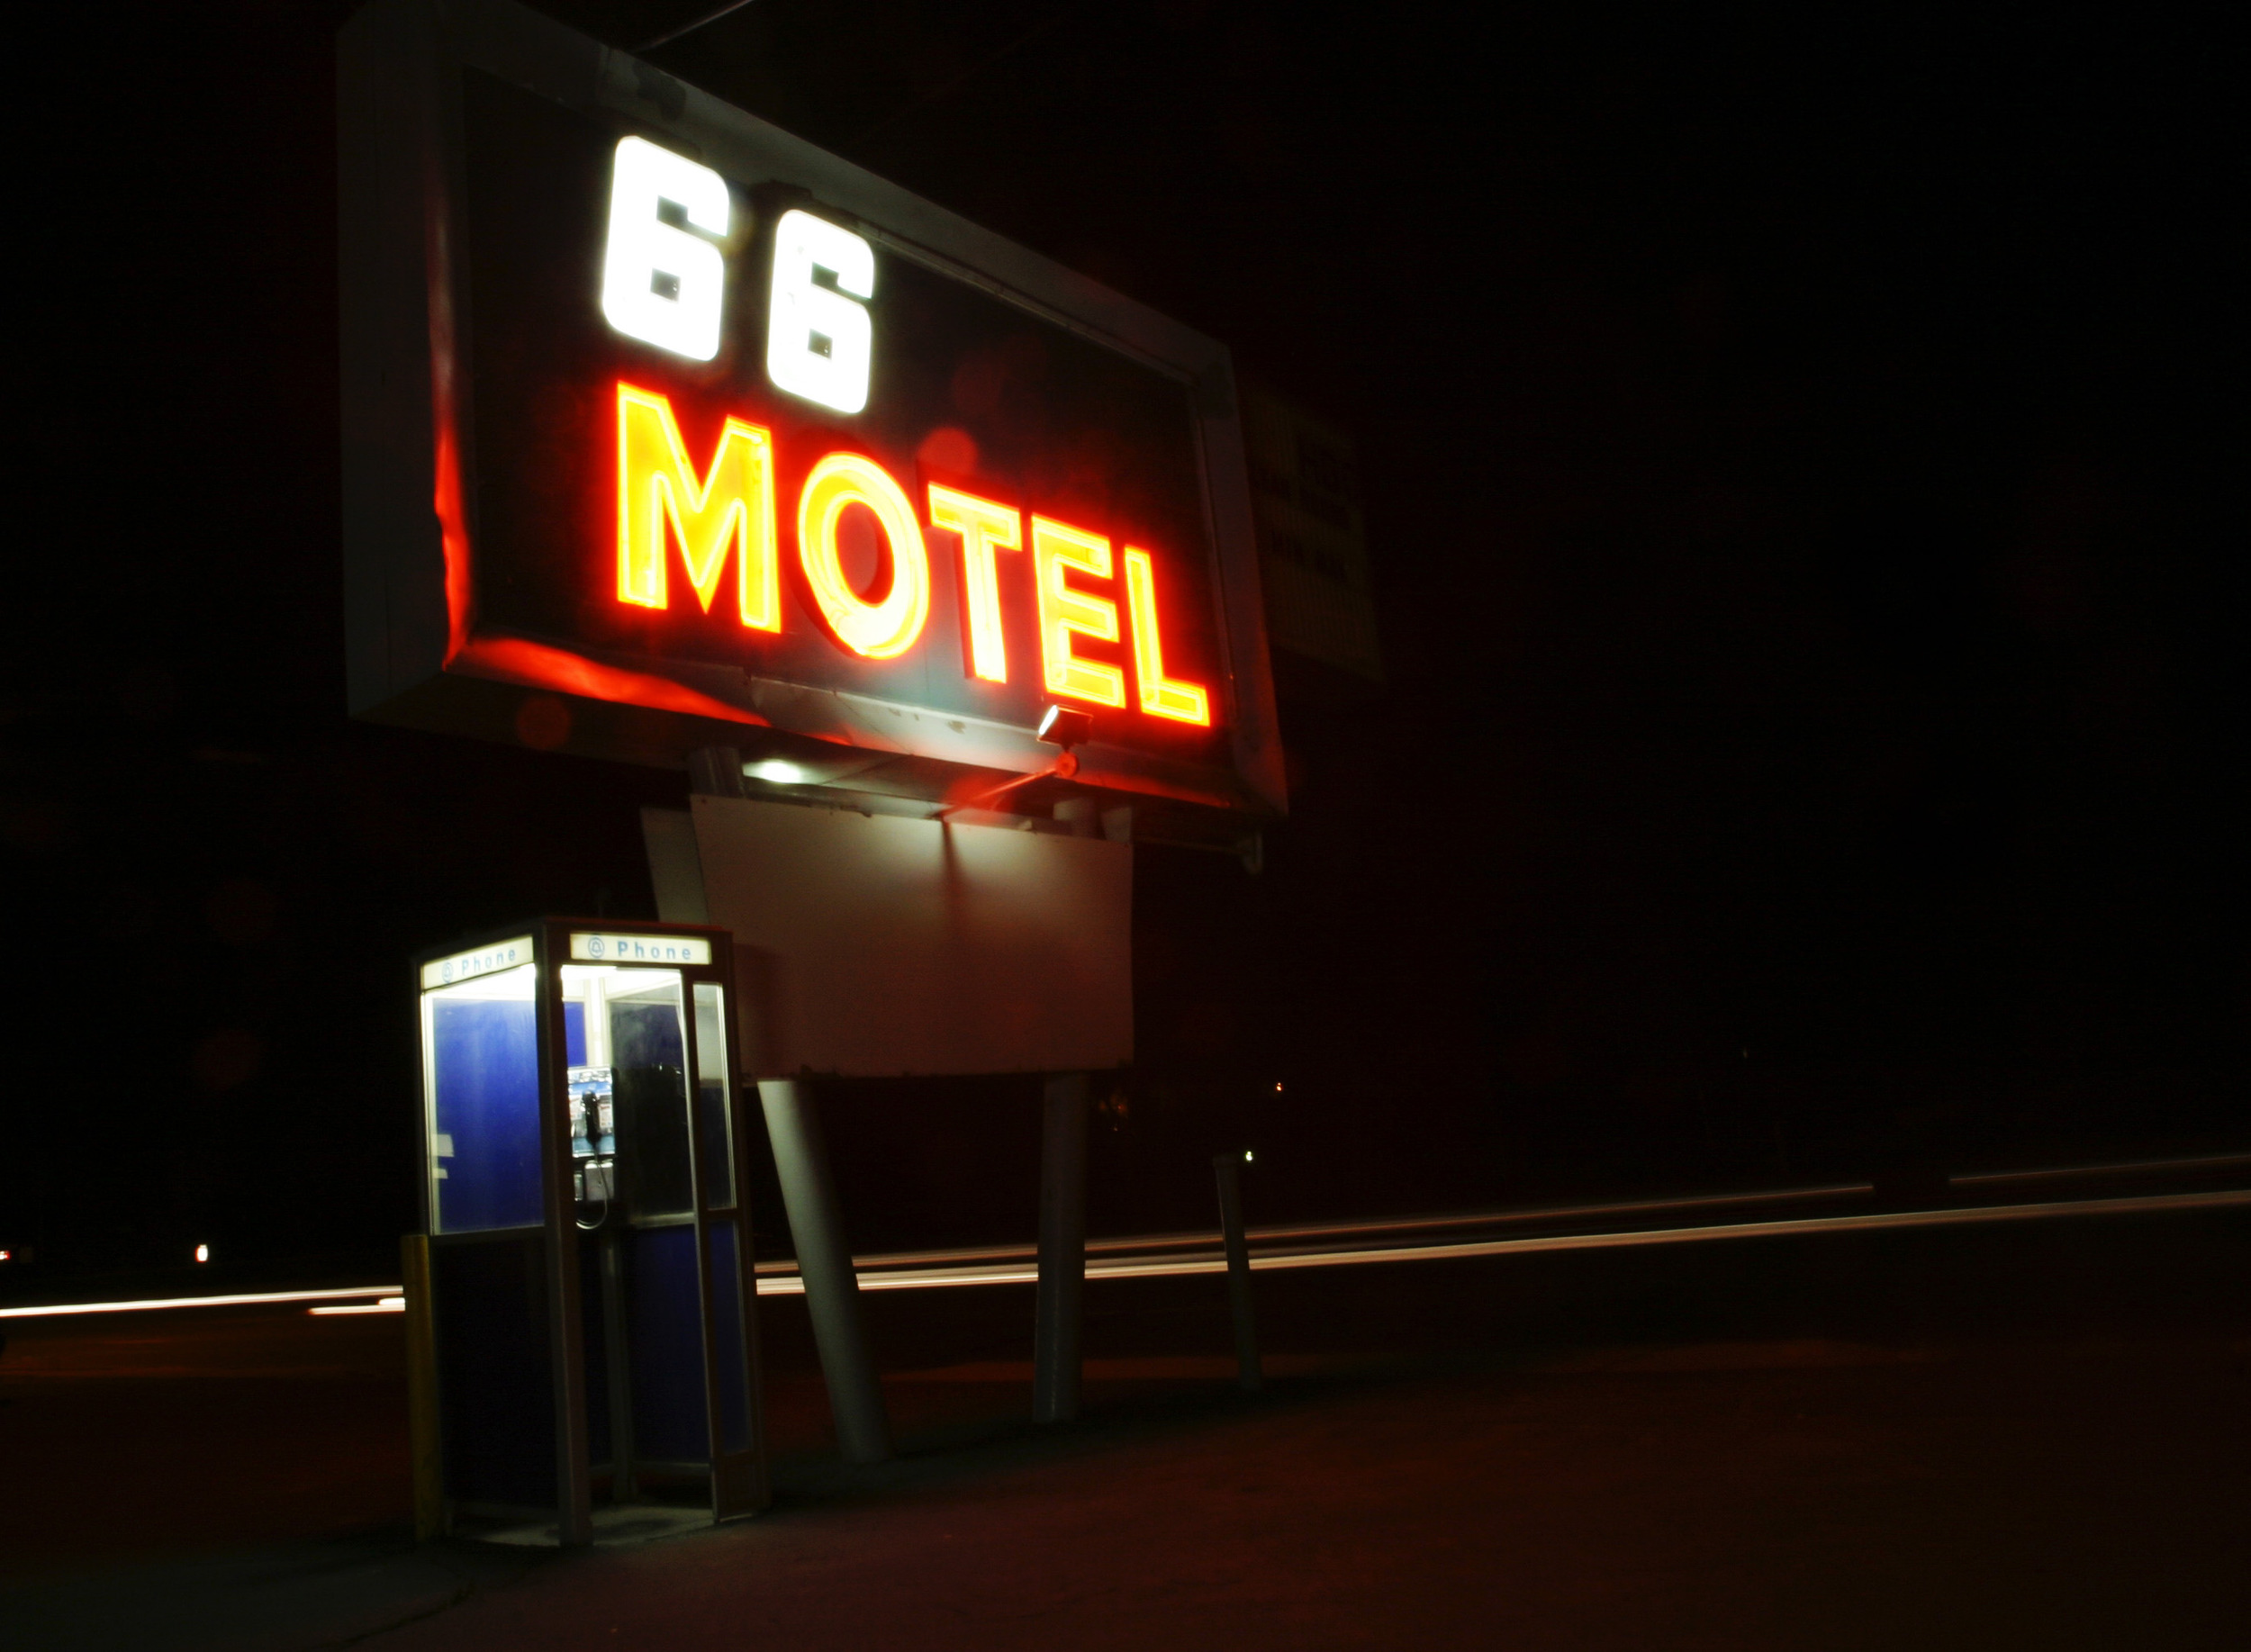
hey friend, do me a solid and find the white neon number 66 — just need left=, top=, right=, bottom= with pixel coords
left=601, top=137, right=730, bottom=362
left=766, top=209, right=874, bottom=416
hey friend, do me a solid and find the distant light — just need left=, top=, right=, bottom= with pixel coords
left=1273, top=1082, right=1283, bottom=1092
left=194, top=1245, right=210, bottom=1264
left=746, top=759, right=809, bottom=786
left=1244, top=1151, right=1256, bottom=1163
left=0, top=1250, right=11, bottom=1262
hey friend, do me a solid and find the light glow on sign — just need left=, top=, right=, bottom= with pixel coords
left=601, top=138, right=730, bottom=362
left=799, top=454, right=931, bottom=658
left=1031, top=517, right=1126, bottom=709
left=927, top=485, right=1022, bottom=682
left=1122, top=548, right=1213, bottom=725
left=615, top=384, right=781, bottom=630
left=766, top=210, right=875, bottom=415
left=569, top=932, right=713, bottom=965
left=420, top=936, right=536, bottom=991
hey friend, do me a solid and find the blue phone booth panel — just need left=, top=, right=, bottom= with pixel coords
left=432, top=1235, right=556, bottom=1506
left=429, top=997, right=543, bottom=1232
left=628, top=1223, right=709, bottom=1462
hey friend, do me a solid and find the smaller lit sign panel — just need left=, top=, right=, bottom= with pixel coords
left=420, top=936, right=535, bottom=991
left=339, top=0, right=1280, bottom=817
left=567, top=932, right=713, bottom=965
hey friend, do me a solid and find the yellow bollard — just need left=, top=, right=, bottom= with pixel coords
left=400, top=1234, right=445, bottom=1540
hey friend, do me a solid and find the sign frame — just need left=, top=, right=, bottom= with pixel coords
left=338, top=0, right=1285, bottom=818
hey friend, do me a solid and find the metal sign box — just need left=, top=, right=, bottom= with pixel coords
left=339, top=0, right=1283, bottom=819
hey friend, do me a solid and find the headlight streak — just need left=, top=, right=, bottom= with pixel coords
left=0, top=1286, right=402, bottom=1321
left=8, top=1186, right=2240, bottom=1319
left=308, top=1297, right=406, bottom=1316
left=754, top=1187, right=2251, bottom=1295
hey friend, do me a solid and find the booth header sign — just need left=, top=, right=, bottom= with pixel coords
left=567, top=931, right=711, bottom=966
left=339, top=0, right=1282, bottom=817
left=420, top=935, right=534, bottom=990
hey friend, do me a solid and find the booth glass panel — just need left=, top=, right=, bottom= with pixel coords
left=561, top=966, right=693, bottom=1221
left=624, top=1223, right=707, bottom=1462
left=706, top=1219, right=752, bottom=1452
left=692, top=984, right=736, bottom=1210
left=422, top=964, right=542, bottom=1233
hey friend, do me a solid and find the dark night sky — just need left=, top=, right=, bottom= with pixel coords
left=5, top=2, right=2242, bottom=1280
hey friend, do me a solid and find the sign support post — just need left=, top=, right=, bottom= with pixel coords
left=1213, top=1152, right=1261, bottom=1392
left=758, top=1080, right=892, bottom=1464
left=1034, top=1073, right=1091, bottom=1422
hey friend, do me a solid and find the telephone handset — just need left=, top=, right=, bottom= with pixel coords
left=570, top=1064, right=617, bottom=1220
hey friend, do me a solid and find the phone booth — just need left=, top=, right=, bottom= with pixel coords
left=412, top=920, right=765, bottom=1540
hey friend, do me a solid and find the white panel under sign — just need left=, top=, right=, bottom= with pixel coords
left=688, top=795, right=1131, bottom=1077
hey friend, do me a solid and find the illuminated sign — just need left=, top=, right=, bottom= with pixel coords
left=339, top=0, right=1281, bottom=817
left=567, top=932, right=712, bottom=965
left=420, top=936, right=535, bottom=990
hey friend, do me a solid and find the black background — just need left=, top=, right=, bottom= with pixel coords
left=5, top=1, right=2241, bottom=1285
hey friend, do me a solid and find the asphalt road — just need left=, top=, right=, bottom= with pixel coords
left=4, top=1205, right=2246, bottom=1649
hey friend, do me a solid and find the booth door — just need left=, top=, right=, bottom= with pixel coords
left=571, top=965, right=759, bottom=1518
left=686, top=979, right=760, bottom=1516
left=420, top=959, right=557, bottom=1512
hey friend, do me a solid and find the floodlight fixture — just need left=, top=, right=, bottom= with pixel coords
left=935, top=707, right=1089, bottom=822
left=1037, top=704, right=1094, bottom=751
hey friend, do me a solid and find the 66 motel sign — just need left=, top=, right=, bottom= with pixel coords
left=340, top=0, right=1282, bottom=816
left=601, top=138, right=1210, bottom=728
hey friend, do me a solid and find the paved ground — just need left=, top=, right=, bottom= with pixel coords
left=5, top=1208, right=2247, bottom=1649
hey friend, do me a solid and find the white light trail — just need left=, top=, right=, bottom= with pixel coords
left=748, top=1182, right=1885, bottom=1281
left=0, top=1286, right=401, bottom=1321
left=755, top=1187, right=2251, bottom=1295
left=5, top=1185, right=2242, bottom=1317
left=1950, top=1151, right=2251, bottom=1187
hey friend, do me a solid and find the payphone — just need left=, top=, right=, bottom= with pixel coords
left=412, top=921, right=764, bottom=1539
